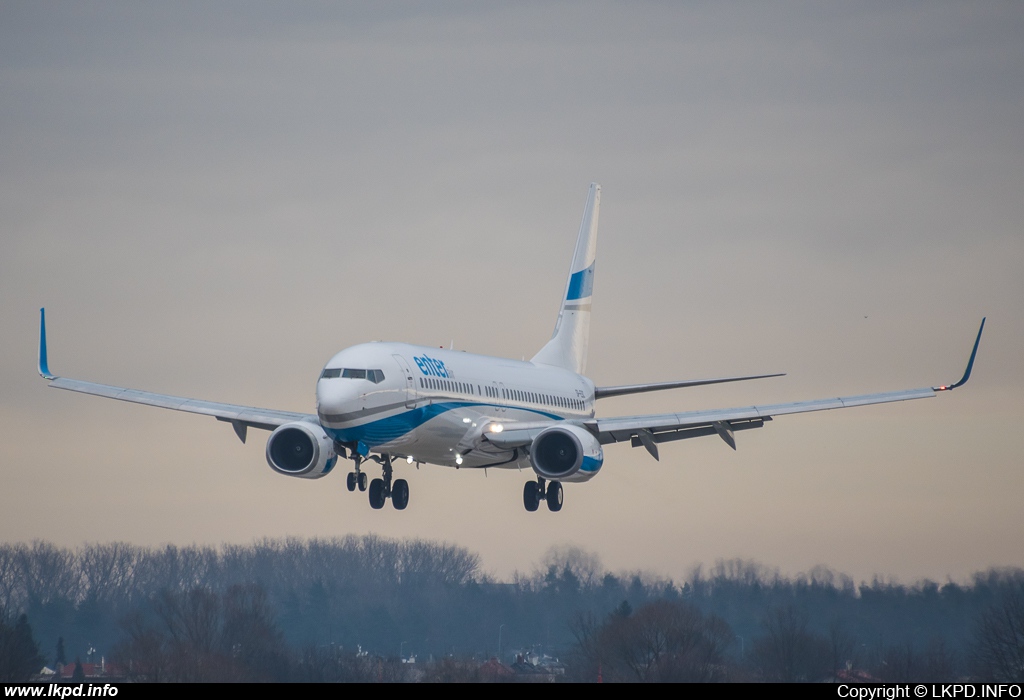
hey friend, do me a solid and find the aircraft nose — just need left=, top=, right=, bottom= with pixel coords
left=316, top=379, right=360, bottom=416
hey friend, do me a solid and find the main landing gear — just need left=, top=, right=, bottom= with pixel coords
left=344, top=453, right=407, bottom=510
left=366, top=454, right=409, bottom=511
left=523, top=478, right=562, bottom=512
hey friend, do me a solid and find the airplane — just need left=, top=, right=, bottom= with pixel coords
left=37, top=183, right=985, bottom=512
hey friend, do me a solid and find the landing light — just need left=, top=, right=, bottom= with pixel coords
left=407, top=455, right=414, bottom=464
left=462, top=417, right=472, bottom=423
left=455, top=454, right=463, bottom=465
left=489, top=423, right=504, bottom=433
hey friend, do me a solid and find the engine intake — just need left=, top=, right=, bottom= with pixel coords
left=529, top=425, right=603, bottom=483
left=266, top=422, right=337, bottom=479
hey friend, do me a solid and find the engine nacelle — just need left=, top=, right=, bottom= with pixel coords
left=265, top=422, right=338, bottom=479
left=529, top=424, right=604, bottom=483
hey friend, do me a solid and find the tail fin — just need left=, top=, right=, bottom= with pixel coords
left=531, top=183, right=600, bottom=374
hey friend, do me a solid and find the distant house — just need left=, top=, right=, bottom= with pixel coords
left=506, top=653, right=564, bottom=683
left=831, top=667, right=881, bottom=683
left=57, top=659, right=126, bottom=682
left=479, top=657, right=515, bottom=682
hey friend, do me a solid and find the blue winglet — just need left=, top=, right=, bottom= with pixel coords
left=38, top=308, right=55, bottom=380
left=936, top=317, right=985, bottom=391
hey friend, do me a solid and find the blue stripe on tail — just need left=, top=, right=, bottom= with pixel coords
left=566, top=262, right=595, bottom=300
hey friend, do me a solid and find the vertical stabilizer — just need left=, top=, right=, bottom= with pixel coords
left=531, top=183, right=600, bottom=374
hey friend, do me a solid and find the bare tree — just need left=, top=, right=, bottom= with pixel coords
left=877, top=642, right=918, bottom=682
left=827, top=619, right=856, bottom=681
left=17, top=542, right=80, bottom=607
left=572, top=599, right=732, bottom=682
left=153, top=587, right=222, bottom=681
left=567, top=611, right=602, bottom=681
left=79, top=543, right=143, bottom=605
left=751, top=605, right=829, bottom=682
left=923, top=638, right=958, bottom=682
left=115, top=609, right=169, bottom=682
left=221, top=584, right=289, bottom=681
left=971, top=583, right=1024, bottom=682
left=0, top=546, right=20, bottom=612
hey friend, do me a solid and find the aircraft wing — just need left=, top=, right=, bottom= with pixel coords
left=38, top=310, right=315, bottom=443
left=594, top=372, right=784, bottom=399
left=589, top=387, right=935, bottom=457
left=589, top=318, right=985, bottom=460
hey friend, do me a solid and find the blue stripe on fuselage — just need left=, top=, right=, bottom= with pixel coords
left=324, top=401, right=563, bottom=448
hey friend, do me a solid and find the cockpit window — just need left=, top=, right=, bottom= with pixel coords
left=321, top=368, right=385, bottom=383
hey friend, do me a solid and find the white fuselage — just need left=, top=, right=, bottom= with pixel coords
left=315, top=342, right=595, bottom=471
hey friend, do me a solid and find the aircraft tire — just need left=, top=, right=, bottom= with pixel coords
left=369, top=478, right=386, bottom=509
left=346, top=472, right=357, bottom=492
left=523, top=482, right=540, bottom=512
left=546, top=481, right=563, bottom=512
left=392, top=479, right=410, bottom=510
left=358, top=472, right=368, bottom=491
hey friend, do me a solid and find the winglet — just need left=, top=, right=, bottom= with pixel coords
left=38, top=308, right=56, bottom=380
left=935, top=317, right=985, bottom=391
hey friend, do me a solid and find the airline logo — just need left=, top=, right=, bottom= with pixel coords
left=413, top=355, right=450, bottom=378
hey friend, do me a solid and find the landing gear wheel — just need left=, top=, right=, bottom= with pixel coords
left=358, top=472, right=368, bottom=491
left=392, top=479, right=410, bottom=510
left=368, top=478, right=386, bottom=509
left=523, top=481, right=540, bottom=512
left=346, top=472, right=357, bottom=492
left=546, top=481, right=563, bottom=512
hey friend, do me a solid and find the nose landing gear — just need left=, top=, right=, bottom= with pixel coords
left=345, top=457, right=368, bottom=492
left=523, top=478, right=563, bottom=512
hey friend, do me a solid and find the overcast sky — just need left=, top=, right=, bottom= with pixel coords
left=2, top=2, right=1022, bottom=585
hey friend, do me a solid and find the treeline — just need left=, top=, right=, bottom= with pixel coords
left=1, top=539, right=1022, bottom=681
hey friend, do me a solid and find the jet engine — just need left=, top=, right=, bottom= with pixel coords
left=265, top=421, right=337, bottom=479
left=528, top=424, right=604, bottom=483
